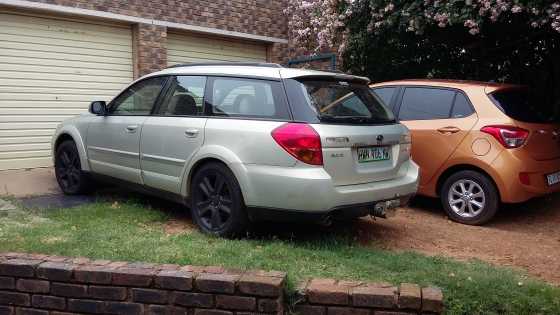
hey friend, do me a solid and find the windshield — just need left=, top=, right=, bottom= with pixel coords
left=287, top=78, right=395, bottom=124
left=489, top=88, right=557, bottom=123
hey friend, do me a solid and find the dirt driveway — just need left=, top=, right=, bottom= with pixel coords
left=357, top=195, right=560, bottom=285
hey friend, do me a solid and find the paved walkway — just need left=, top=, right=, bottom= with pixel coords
left=0, top=168, right=61, bottom=197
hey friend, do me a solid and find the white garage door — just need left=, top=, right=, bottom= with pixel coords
left=0, top=12, right=133, bottom=170
left=167, top=32, right=267, bottom=66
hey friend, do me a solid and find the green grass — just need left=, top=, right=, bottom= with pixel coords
left=1, top=201, right=559, bottom=315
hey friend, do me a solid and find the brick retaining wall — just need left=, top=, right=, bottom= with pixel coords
left=0, top=253, right=285, bottom=315
left=294, top=279, right=443, bottom=315
left=0, top=253, right=443, bottom=315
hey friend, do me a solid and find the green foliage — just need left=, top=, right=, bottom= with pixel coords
left=341, top=4, right=560, bottom=116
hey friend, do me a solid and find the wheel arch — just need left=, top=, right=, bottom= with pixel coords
left=181, top=146, right=252, bottom=205
left=436, top=164, right=501, bottom=201
left=52, top=126, right=90, bottom=171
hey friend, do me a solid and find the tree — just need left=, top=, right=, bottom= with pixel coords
left=285, top=0, right=560, bottom=115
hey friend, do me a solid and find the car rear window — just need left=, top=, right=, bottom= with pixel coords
left=489, top=89, right=556, bottom=123
left=285, top=78, right=395, bottom=125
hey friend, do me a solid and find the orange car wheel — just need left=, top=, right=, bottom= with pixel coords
left=440, top=170, right=499, bottom=225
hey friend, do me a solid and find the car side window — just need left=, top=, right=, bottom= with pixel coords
left=451, top=92, right=474, bottom=118
left=372, top=87, right=396, bottom=109
left=209, top=77, right=290, bottom=119
left=157, top=76, right=206, bottom=116
left=398, top=87, right=455, bottom=120
left=110, top=77, right=166, bottom=115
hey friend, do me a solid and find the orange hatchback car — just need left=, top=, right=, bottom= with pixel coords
left=371, top=80, right=560, bottom=225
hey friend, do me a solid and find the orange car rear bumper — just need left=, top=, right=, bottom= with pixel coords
left=491, top=150, right=560, bottom=203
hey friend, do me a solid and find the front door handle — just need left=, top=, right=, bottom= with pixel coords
left=185, top=129, right=199, bottom=138
left=125, top=125, right=138, bottom=133
left=437, top=126, right=460, bottom=134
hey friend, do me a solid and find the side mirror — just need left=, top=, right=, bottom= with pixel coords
left=89, top=101, right=107, bottom=116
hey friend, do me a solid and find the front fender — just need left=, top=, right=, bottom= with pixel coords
left=52, top=124, right=90, bottom=172
left=180, top=145, right=253, bottom=205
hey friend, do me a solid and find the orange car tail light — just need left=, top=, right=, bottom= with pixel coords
left=481, top=125, right=529, bottom=148
left=271, top=123, right=323, bottom=165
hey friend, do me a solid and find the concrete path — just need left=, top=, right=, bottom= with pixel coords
left=0, top=168, right=61, bottom=197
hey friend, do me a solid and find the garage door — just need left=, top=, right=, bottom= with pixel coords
left=0, top=12, right=133, bottom=170
left=167, top=32, right=267, bottom=66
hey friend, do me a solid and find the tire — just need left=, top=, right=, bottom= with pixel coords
left=54, top=140, right=91, bottom=195
left=440, top=170, right=499, bottom=225
left=190, top=162, right=249, bottom=238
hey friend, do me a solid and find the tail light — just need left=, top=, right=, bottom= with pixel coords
left=480, top=125, right=529, bottom=148
left=271, top=123, right=323, bottom=165
left=399, top=132, right=412, bottom=154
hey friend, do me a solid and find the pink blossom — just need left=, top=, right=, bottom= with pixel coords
left=285, top=0, right=560, bottom=54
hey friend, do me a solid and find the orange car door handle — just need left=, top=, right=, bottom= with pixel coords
left=437, top=126, right=460, bottom=134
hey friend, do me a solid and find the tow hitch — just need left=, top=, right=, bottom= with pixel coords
left=371, top=199, right=401, bottom=219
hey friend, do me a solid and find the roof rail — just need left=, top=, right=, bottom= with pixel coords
left=167, top=62, right=283, bottom=69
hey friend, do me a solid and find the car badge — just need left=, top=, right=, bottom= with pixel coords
left=376, top=135, right=384, bottom=144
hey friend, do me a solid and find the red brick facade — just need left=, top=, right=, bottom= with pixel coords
left=133, top=24, right=168, bottom=77
left=22, top=0, right=290, bottom=77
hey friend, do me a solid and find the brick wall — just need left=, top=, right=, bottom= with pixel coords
left=21, top=0, right=290, bottom=76
left=26, top=0, right=287, bottom=39
left=293, top=278, right=444, bottom=315
left=0, top=253, right=285, bottom=315
left=133, top=24, right=167, bottom=77
left=0, top=253, right=444, bottom=315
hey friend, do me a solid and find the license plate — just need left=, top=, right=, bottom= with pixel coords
left=546, top=171, right=560, bottom=186
left=357, top=146, right=390, bottom=163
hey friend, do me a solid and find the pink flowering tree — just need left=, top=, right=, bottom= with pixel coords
left=285, top=0, right=560, bottom=54
left=285, top=0, right=560, bottom=116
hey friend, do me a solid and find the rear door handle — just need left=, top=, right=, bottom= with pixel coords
left=125, top=125, right=138, bottom=133
left=437, top=126, right=460, bottom=134
left=185, top=129, right=199, bottom=138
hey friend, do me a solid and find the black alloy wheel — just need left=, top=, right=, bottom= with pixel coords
left=191, top=162, right=248, bottom=237
left=55, top=140, right=90, bottom=194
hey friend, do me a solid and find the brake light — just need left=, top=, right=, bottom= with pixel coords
left=271, top=123, right=323, bottom=165
left=480, top=125, right=529, bottom=148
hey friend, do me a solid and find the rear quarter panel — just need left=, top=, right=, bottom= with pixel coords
left=181, top=118, right=297, bottom=198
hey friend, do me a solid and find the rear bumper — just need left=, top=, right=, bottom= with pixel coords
left=248, top=195, right=414, bottom=222
left=239, top=160, right=419, bottom=215
left=491, top=151, right=560, bottom=203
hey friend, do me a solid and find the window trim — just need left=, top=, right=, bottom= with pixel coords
left=106, top=75, right=170, bottom=117
left=395, top=85, right=476, bottom=121
left=203, top=75, right=293, bottom=122
left=151, top=75, right=208, bottom=117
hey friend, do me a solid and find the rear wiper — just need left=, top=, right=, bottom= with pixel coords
left=319, top=115, right=394, bottom=124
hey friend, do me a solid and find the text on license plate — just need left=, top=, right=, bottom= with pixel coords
left=546, top=171, right=560, bottom=186
left=357, top=146, right=390, bottom=163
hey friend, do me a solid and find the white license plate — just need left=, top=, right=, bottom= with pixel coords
left=546, top=171, right=560, bottom=186
left=357, top=146, right=390, bottom=163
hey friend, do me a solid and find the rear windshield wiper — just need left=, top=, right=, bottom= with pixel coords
left=319, top=115, right=395, bottom=124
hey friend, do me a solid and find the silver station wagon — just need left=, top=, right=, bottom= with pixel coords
left=52, top=63, right=419, bottom=237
